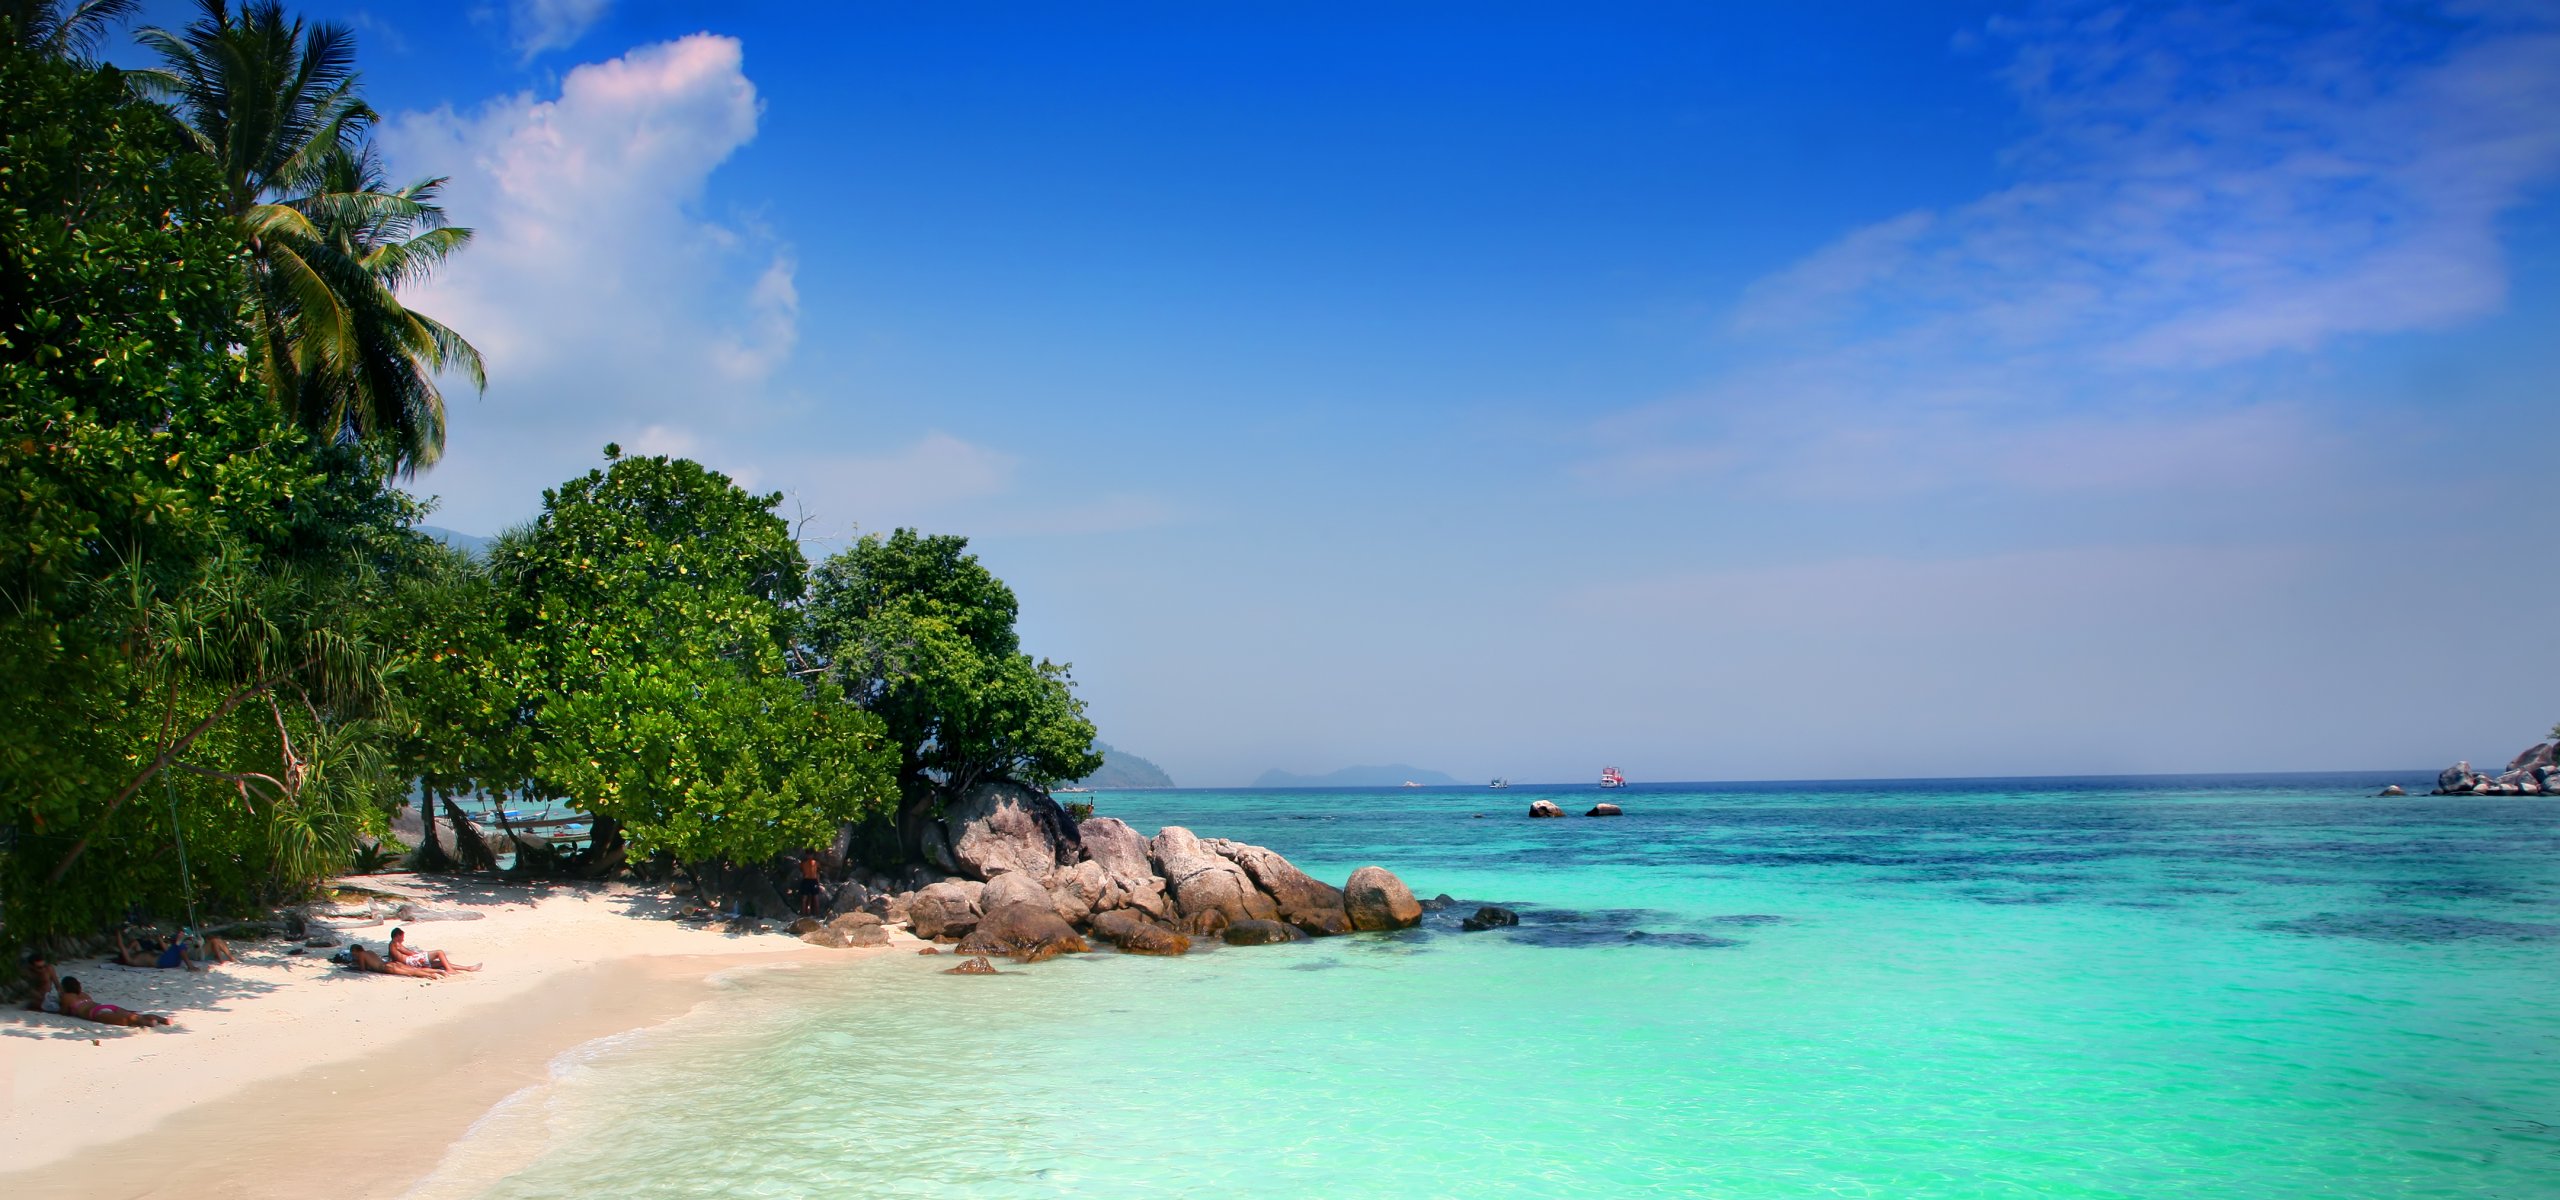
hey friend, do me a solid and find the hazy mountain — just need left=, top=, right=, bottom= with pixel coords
left=1253, top=764, right=1462, bottom=788
left=1075, top=742, right=1176, bottom=789
left=419, top=525, right=492, bottom=556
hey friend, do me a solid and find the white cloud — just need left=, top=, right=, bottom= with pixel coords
left=507, top=0, right=611, bottom=60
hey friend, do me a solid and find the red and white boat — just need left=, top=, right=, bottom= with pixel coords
left=1598, top=766, right=1627, bottom=788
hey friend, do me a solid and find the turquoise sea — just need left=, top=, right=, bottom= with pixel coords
left=421, top=774, right=2560, bottom=1198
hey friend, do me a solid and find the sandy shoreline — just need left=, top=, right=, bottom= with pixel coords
left=0, top=876, right=912, bottom=1198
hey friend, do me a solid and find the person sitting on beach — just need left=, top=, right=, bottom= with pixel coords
left=22, top=951, right=60, bottom=1013
left=796, top=850, right=824, bottom=917
left=109, top=929, right=162, bottom=968
left=350, top=945, right=446, bottom=979
left=385, top=928, right=478, bottom=973
left=54, top=976, right=173, bottom=1028
left=157, top=930, right=237, bottom=971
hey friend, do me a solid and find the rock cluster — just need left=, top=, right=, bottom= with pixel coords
left=847, top=780, right=1424, bottom=962
left=2433, top=742, right=2558, bottom=795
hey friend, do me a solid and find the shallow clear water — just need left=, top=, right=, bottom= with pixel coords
left=424, top=774, right=2560, bottom=1198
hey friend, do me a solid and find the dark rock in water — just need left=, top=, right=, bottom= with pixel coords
left=1709, top=914, right=1787, bottom=926
left=1091, top=909, right=1193, bottom=956
left=916, top=946, right=943, bottom=955
left=957, top=902, right=1090, bottom=962
left=1528, top=799, right=1566, bottom=819
left=945, top=780, right=1085, bottom=883
left=1501, top=907, right=1745, bottom=950
left=1460, top=906, right=1520, bottom=932
left=2263, top=911, right=2560, bottom=943
left=1287, top=907, right=1354, bottom=936
left=1343, top=866, right=1423, bottom=931
left=1421, top=893, right=1456, bottom=911
left=2375, top=785, right=2406, bottom=797
left=2435, top=761, right=2478, bottom=794
left=1222, top=918, right=1311, bottom=946
left=945, top=955, right=1000, bottom=975
left=1585, top=803, right=1622, bottom=817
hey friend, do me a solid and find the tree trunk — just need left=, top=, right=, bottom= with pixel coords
left=441, top=796, right=498, bottom=871
left=411, top=786, right=454, bottom=872
left=573, top=814, right=626, bottom=879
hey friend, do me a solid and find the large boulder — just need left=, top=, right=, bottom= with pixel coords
left=1222, top=918, right=1311, bottom=946
left=2436, top=762, right=2475, bottom=794
left=1077, top=817, right=1155, bottom=884
left=1047, top=859, right=1117, bottom=923
left=1461, top=906, right=1520, bottom=931
left=1210, top=840, right=1349, bottom=934
left=1089, top=909, right=1191, bottom=956
left=2511, top=743, right=2557, bottom=774
left=957, top=903, right=1091, bottom=963
left=1343, top=866, right=1423, bottom=932
left=1150, top=827, right=1279, bottom=924
left=907, top=880, right=984, bottom=941
left=980, top=870, right=1052, bottom=914
left=944, top=781, right=1084, bottom=882
left=1586, top=802, right=1623, bottom=817
left=803, top=912, right=889, bottom=948
left=1529, top=799, right=1566, bottom=819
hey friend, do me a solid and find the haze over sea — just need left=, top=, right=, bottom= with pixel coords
left=414, top=772, right=2560, bottom=1198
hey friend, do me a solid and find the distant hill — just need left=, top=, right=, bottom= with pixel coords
left=1253, top=764, right=1462, bottom=788
left=419, top=525, right=492, bottom=556
left=1074, top=742, right=1176, bottom=789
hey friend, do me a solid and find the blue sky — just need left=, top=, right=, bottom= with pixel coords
left=116, top=1, right=2560, bottom=784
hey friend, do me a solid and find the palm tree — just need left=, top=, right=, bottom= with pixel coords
left=134, top=0, right=482, bottom=475
left=1, top=0, right=141, bottom=61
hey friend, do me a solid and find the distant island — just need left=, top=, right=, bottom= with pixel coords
left=420, top=525, right=493, bottom=556
left=1254, top=764, right=1462, bottom=788
left=1073, top=742, right=1177, bottom=789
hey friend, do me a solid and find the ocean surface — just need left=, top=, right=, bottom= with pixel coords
left=414, top=773, right=2560, bottom=1198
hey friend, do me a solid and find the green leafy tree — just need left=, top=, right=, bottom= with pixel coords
left=803, top=530, right=1102, bottom=855
left=0, top=43, right=409, bottom=938
left=491, top=450, right=897, bottom=868
left=135, top=0, right=482, bottom=475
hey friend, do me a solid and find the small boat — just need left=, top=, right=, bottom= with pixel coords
left=1401, top=780, right=1421, bottom=788
left=1489, top=778, right=1510, bottom=789
left=1598, top=767, right=1627, bottom=789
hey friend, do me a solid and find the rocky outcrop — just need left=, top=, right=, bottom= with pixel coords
left=1585, top=803, right=1622, bottom=817
left=1343, top=866, right=1423, bottom=931
left=2434, top=741, right=2560, bottom=796
left=980, top=870, right=1051, bottom=914
left=1210, top=839, right=1350, bottom=933
left=802, top=912, right=890, bottom=948
left=1529, top=799, right=1566, bottom=819
left=945, top=956, right=999, bottom=975
left=1150, top=827, right=1280, bottom=924
left=944, top=782, right=1084, bottom=882
left=957, top=903, right=1091, bottom=963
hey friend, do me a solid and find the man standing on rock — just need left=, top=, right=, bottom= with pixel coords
left=796, top=850, right=825, bottom=917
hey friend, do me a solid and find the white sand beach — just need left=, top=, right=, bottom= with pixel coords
left=0, top=876, right=914, bottom=1199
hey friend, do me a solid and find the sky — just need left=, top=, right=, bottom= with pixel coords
left=112, top=1, right=2560, bottom=785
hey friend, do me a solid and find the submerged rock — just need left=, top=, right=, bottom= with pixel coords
left=1529, top=799, right=1566, bottom=819
left=2376, top=785, right=2406, bottom=797
left=944, top=955, right=1001, bottom=975
left=1222, top=918, right=1311, bottom=945
left=1585, top=803, right=1623, bottom=817
left=1343, top=866, right=1424, bottom=931
left=1460, top=906, right=1520, bottom=932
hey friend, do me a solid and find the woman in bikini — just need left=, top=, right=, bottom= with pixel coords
left=54, top=976, right=173, bottom=1028
left=386, top=927, right=478, bottom=973
left=350, top=945, right=446, bottom=979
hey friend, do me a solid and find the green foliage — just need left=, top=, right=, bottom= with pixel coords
left=0, top=43, right=413, bottom=939
left=492, top=452, right=897, bottom=864
left=805, top=530, right=1103, bottom=801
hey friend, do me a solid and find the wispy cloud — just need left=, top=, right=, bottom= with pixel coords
left=1604, top=2, right=2560, bottom=498
left=506, top=0, right=611, bottom=61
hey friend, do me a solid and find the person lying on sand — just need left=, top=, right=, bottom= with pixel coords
left=109, top=929, right=164, bottom=968
left=386, top=928, right=478, bottom=973
left=54, top=976, right=173, bottom=1028
left=169, top=931, right=237, bottom=969
left=350, top=945, right=446, bottom=979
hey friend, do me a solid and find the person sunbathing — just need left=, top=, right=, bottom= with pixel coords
left=168, top=931, right=237, bottom=969
left=350, top=945, right=446, bottom=979
left=109, top=929, right=163, bottom=968
left=386, top=927, right=479, bottom=973
left=54, top=976, right=173, bottom=1028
